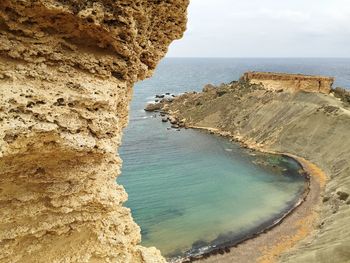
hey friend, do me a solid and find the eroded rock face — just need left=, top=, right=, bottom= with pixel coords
left=243, top=72, right=334, bottom=94
left=0, top=1, right=188, bottom=262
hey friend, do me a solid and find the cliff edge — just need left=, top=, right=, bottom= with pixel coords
left=243, top=72, right=334, bottom=94
left=0, top=1, right=188, bottom=262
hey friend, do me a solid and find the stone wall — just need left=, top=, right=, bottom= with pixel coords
left=0, top=1, right=188, bottom=262
left=243, top=72, right=334, bottom=94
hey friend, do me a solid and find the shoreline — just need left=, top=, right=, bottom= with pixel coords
left=169, top=123, right=326, bottom=263
left=150, top=78, right=350, bottom=262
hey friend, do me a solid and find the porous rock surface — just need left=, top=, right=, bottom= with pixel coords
left=0, top=1, right=188, bottom=262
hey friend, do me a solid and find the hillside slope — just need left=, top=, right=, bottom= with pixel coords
left=165, top=80, right=350, bottom=263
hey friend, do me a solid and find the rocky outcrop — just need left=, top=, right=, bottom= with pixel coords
left=0, top=1, right=188, bottom=262
left=243, top=72, right=334, bottom=94
left=164, top=76, right=350, bottom=263
left=145, top=103, right=163, bottom=112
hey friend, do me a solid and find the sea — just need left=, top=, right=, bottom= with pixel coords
left=118, top=58, right=350, bottom=259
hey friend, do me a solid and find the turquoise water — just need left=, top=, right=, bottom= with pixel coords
left=119, top=58, right=350, bottom=259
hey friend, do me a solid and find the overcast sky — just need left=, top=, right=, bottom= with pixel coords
left=167, top=0, right=350, bottom=57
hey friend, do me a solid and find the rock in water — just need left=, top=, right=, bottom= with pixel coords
left=169, top=116, right=178, bottom=124
left=145, top=103, right=162, bottom=112
left=0, top=1, right=189, bottom=262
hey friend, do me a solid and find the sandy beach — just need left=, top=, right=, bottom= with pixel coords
left=175, top=126, right=326, bottom=263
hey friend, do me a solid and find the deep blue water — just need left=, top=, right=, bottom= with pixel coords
left=119, top=58, right=350, bottom=259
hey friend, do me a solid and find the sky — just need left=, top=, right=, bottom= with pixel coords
left=167, top=0, right=350, bottom=57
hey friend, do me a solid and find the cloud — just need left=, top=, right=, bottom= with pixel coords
left=228, top=8, right=310, bottom=24
left=258, top=8, right=310, bottom=23
left=167, top=0, right=350, bottom=57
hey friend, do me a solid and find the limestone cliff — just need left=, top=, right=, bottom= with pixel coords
left=164, top=76, right=350, bottom=263
left=0, top=1, right=188, bottom=262
left=243, top=72, right=334, bottom=94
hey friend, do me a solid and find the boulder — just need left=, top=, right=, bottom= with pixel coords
left=178, top=121, right=185, bottom=127
left=168, top=116, right=178, bottom=124
left=144, top=103, right=162, bottom=112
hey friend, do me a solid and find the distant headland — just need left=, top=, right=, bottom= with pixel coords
left=242, top=71, right=334, bottom=94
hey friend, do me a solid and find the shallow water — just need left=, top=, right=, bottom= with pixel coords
left=119, top=58, right=349, bottom=258
left=120, top=121, right=305, bottom=258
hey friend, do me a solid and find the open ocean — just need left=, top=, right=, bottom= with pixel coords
left=118, top=58, right=350, bottom=259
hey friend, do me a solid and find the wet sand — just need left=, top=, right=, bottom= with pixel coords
left=180, top=127, right=326, bottom=263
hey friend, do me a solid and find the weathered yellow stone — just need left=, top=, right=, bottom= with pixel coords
left=243, top=72, right=334, bottom=94
left=0, top=1, right=189, bottom=262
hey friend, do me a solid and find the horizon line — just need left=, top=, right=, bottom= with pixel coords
left=164, top=56, right=350, bottom=59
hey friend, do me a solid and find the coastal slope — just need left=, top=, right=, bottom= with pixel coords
left=0, top=1, right=188, bottom=262
left=164, top=76, right=350, bottom=262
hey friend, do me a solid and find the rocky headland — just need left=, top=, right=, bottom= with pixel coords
left=151, top=73, right=350, bottom=263
left=0, top=1, right=189, bottom=262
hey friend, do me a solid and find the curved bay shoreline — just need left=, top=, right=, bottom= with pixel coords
left=145, top=78, right=350, bottom=262
left=168, top=125, right=325, bottom=263
left=176, top=126, right=325, bottom=263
